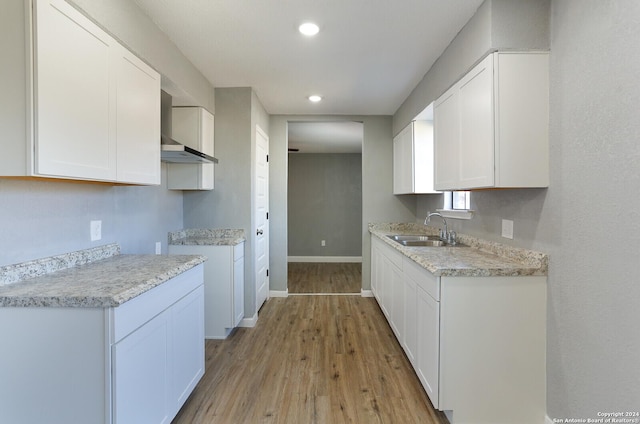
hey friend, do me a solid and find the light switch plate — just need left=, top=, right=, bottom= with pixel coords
left=501, top=219, right=514, bottom=239
left=90, top=220, right=102, bottom=241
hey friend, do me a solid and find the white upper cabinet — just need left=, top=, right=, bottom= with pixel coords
left=434, top=52, right=549, bottom=190
left=393, top=120, right=438, bottom=194
left=0, top=0, right=160, bottom=185
left=115, top=48, right=161, bottom=185
left=34, top=0, right=116, bottom=181
left=168, top=107, right=215, bottom=190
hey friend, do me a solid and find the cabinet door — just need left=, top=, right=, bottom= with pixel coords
left=458, top=54, right=494, bottom=189
left=233, top=255, right=245, bottom=327
left=412, top=120, right=438, bottom=194
left=389, top=261, right=404, bottom=340
left=403, top=271, right=418, bottom=367
left=416, top=286, right=440, bottom=408
left=113, top=309, right=171, bottom=424
left=34, top=0, right=116, bottom=181
left=393, top=123, right=413, bottom=194
left=170, top=286, right=205, bottom=413
left=434, top=87, right=460, bottom=190
left=370, top=240, right=382, bottom=301
left=379, top=253, right=392, bottom=319
left=116, top=48, right=161, bottom=185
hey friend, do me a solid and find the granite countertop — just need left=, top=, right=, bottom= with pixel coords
left=369, top=223, right=548, bottom=277
left=0, top=244, right=206, bottom=308
left=169, top=228, right=245, bottom=246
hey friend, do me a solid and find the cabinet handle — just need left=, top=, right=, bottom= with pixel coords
left=257, top=229, right=263, bottom=235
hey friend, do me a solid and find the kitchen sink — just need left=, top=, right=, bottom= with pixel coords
left=386, top=234, right=461, bottom=247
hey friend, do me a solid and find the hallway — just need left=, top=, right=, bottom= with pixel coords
left=172, top=295, right=447, bottom=423
left=288, top=262, right=362, bottom=294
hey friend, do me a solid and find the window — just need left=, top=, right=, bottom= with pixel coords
left=443, top=191, right=471, bottom=210
left=439, top=191, right=474, bottom=219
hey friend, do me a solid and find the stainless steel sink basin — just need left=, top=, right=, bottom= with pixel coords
left=386, top=234, right=460, bottom=247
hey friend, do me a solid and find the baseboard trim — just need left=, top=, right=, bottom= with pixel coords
left=238, top=313, right=258, bottom=328
left=269, top=289, right=288, bottom=298
left=288, top=256, right=362, bottom=263
left=360, top=289, right=373, bottom=298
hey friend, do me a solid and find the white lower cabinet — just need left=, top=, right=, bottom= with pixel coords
left=169, top=243, right=245, bottom=339
left=370, top=236, right=546, bottom=424
left=402, top=270, right=418, bottom=367
left=0, top=265, right=204, bottom=424
left=415, top=281, right=440, bottom=406
left=110, top=266, right=205, bottom=424
left=371, top=237, right=403, bottom=335
left=113, top=308, right=172, bottom=424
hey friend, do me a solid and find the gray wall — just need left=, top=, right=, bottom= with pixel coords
left=269, top=115, right=416, bottom=292
left=0, top=166, right=183, bottom=267
left=69, top=0, right=215, bottom=110
left=393, top=0, right=550, bottom=135
left=288, top=153, right=362, bottom=257
left=406, top=0, right=640, bottom=418
left=184, top=87, right=269, bottom=318
left=0, top=0, right=216, bottom=267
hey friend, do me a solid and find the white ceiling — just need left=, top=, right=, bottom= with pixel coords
left=133, top=0, right=483, bottom=116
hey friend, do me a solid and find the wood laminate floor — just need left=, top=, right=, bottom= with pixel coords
left=172, top=296, right=448, bottom=424
left=288, top=262, right=362, bottom=294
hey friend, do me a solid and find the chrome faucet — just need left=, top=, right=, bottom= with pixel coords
left=424, top=212, right=456, bottom=244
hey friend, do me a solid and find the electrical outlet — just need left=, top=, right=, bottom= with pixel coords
left=155, top=242, right=162, bottom=255
left=90, top=220, right=102, bottom=241
left=321, top=240, right=326, bottom=247
left=501, top=219, right=514, bottom=239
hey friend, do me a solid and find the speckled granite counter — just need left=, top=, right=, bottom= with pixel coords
left=0, top=244, right=206, bottom=308
left=169, top=228, right=245, bottom=246
left=369, top=223, right=548, bottom=277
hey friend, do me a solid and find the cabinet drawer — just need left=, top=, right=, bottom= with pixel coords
left=404, top=257, right=439, bottom=301
left=111, top=265, right=204, bottom=343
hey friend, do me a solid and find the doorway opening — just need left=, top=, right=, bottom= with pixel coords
left=286, top=121, right=364, bottom=294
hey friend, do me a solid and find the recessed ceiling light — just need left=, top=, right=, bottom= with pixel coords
left=308, top=95, right=322, bottom=102
left=299, top=22, right=320, bottom=36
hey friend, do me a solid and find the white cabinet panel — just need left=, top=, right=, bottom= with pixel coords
left=458, top=55, right=494, bottom=188
left=434, top=52, right=549, bottom=190
left=433, top=89, right=459, bottom=190
left=389, top=259, right=404, bottom=339
left=393, top=120, right=438, bottom=194
left=402, top=271, right=418, bottom=367
left=34, top=0, right=116, bottom=180
left=416, top=284, right=440, bottom=408
left=370, top=238, right=382, bottom=302
left=170, top=286, right=205, bottom=411
left=169, top=243, right=245, bottom=338
left=393, top=123, right=412, bottom=194
left=0, top=0, right=160, bottom=185
left=116, top=49, right=161, bottom=185
left=233, top=252, right=245, bottom=326
left=113, top=309, right=171, bottom=424
left=168, top=107, right=215, bottom=190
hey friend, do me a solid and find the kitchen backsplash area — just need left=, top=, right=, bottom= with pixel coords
left=0, top=165, right=183, bottom=267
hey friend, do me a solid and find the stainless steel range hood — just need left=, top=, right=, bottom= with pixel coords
left=161, top=135, right=218, bottom=163
left=160, top=91, right=218, bottom=164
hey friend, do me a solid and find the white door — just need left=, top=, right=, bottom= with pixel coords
left=254, top=126, right=269, bottom=312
